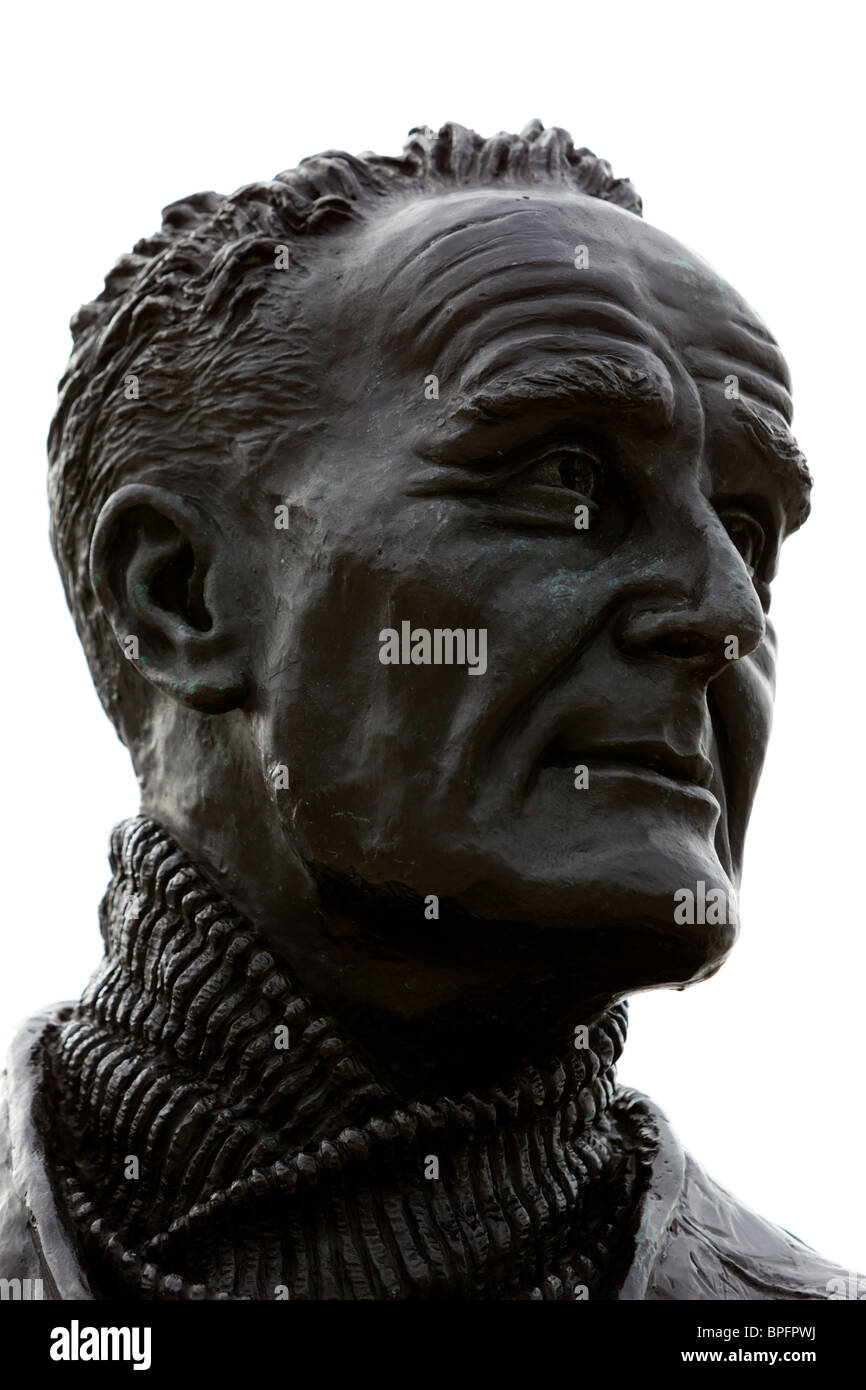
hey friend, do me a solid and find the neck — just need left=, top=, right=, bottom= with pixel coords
left=44, top=816, right=653, bottom=1300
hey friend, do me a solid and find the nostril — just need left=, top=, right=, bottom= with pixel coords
left=655, top=630, right=712, bottom=660
left=615, top=605, right=759, bottom=670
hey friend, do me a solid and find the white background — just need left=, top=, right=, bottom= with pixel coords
left=2, top=1, right=863, bottom=1274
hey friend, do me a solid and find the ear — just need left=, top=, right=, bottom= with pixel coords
left=89, top=483, right=251, bottom=714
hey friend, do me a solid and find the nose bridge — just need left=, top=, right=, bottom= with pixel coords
left=615, top=496, right=766, bottom=672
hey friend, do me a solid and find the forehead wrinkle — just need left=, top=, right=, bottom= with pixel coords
left=388, top=256, right=645, bottom=363
left=729, top=312, right=779, bottom=349
left=412, top=289, right=661, bottom=385
left=385, top=216, right=563, bottom=311
left=683, top=338, right=792, bottom=396
left=690, top=366, right=793, bottom=423
left=383, top=204, right=563, bottom=286
left=382, top=194, right=633, bottom=298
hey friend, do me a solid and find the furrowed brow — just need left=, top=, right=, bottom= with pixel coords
left=447, top=351, right=676, bottom=430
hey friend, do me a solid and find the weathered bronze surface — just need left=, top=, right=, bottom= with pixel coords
left=0, top=121, right=852, bottom=1300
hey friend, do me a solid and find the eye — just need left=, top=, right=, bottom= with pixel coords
left=720, top=509, right=765, bottom=578
left=520, top=443, right=603, bottom=502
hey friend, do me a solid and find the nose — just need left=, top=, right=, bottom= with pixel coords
left=614, top=519, right=766, bottom=679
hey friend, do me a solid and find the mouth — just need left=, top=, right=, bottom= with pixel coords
left=542, top=739, right=717, bottom=797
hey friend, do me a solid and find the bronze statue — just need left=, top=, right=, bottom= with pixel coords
left=0, top=120, right=855, bottom=1299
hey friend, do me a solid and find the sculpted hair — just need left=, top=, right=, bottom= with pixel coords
left=47, top=120, right=642, bottom=739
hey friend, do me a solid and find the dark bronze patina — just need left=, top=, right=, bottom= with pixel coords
left=0, top=121, right=850, bottom=1300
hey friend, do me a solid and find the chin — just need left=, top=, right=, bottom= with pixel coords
left=439, top=831, right=738, bottom=997
left=469, top=805, right=734, bottom=911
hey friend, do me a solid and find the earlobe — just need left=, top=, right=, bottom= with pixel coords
left=89, top=483, right=250, bottom=713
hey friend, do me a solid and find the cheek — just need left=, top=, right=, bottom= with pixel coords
left=710, top=644, right=775, bottom=860
left=256, top=571, right=485, bottom=870
left=718, top=656, right=774, bottom=762
left=258, top=507, right=613, bottom=867
left=735, top=643, right=776, bottom=762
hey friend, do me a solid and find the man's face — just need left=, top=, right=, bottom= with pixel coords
left=248, top=188, right=807, bottom=1023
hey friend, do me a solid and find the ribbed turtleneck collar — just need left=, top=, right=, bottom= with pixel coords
left=43, top=817, right=655, bottom=1300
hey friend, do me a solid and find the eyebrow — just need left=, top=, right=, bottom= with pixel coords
left=446, top=351, right=676, bottom=431
left=730, top=396, right=812, bottom=530
left=426, top=349, right=813, bottom=532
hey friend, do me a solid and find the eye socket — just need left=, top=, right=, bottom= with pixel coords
left=520, top=442, right=603, bottom=502
left=719, top=509, right=766, bottom=579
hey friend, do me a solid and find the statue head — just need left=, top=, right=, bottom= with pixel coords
left=48, top=121, right=812, bottom=1089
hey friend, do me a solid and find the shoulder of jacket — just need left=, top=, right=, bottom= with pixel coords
left=618, top=1089, right=859, bottom=1301
left=0, top=1008, right=95, bottom=1301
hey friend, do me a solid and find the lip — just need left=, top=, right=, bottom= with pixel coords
left=544, top=739, right=716, bottom=792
